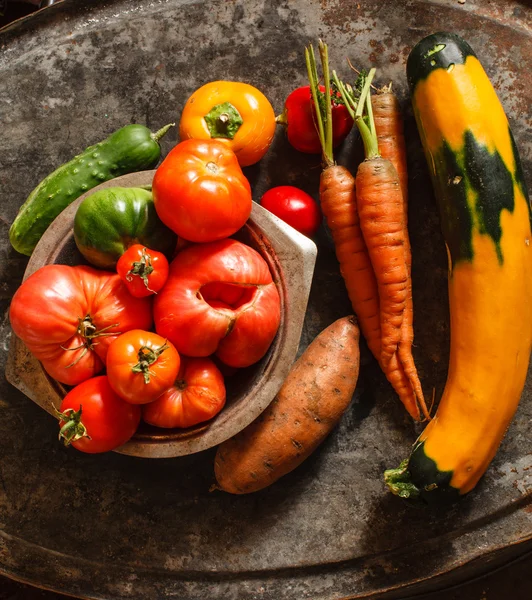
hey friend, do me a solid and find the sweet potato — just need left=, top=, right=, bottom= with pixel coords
left=213, top=316, right=360, bottom=494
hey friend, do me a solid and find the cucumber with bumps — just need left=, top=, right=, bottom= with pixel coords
left=9, top=123, right=174, bottom=256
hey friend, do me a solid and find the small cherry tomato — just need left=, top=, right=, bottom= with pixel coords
left=56, top=376, right=141, bottom=454
left=116, top=244, right=169, bottom=298
left=260, top=186, right=321, bottom=237
left=152, top=139, right=252, bottom=243
left=142, top=356, right=226, bottom=429
left=106, top=330, right=181, bottom=405
left=277, top=85, right=353, bottom=154
left=179, top=81, right=276, bottom=167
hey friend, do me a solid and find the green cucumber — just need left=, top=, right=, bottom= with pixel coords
left=9, top=123, right=174, bottom=256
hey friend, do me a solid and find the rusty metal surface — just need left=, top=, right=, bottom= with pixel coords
left=0, top=0, right=531, bottom=598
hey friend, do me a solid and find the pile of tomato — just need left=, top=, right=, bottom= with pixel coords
left=10, top=79, right=353, bottom=454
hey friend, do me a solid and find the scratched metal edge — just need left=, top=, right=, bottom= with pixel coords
left=0, top=0, right=531, bottom=599
left=1, top=522, right=532, bottom=600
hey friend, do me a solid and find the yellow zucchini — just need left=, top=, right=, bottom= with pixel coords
left=385, top=32, right=532, bottom=501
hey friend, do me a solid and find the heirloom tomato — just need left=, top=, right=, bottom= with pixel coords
left=57, top=376, right=141, bottom=454
left=260, top=186, right=321, bottom=237
left=179, top=80, right=276, bottom=167
left=152, top=139, right=252, bottom=243
left=74, top=186, right=177, bottom=269
left=9, top=265, right=153, bottom=386
left=106, top=330, right=181, bottom=405
left=116, top=244, right=170, bottom=297
left=154, top=238, right=281, bottom=368
left=142, top=356, right=226, bottom=429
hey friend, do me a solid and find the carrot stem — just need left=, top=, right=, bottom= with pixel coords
left=305, top=41, right=334, bottom=168
left=355, top=68, right=379, bottom=159
left=355, top=68, right=375, bottom=119
left=305, top=47, right=326, bottom=156
left=332, top=70, right=357, bottom=120
left=365, top=82, right=377, bottom=142
left=319, top=39, right=334, bottom=163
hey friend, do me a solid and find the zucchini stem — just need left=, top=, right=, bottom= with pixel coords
left=384, top=459, right=420, bottom=499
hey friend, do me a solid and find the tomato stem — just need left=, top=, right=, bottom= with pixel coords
left=54, top=405, right=91, bottom=447
left=60, top=317, right=120, bottom=368
left=131, top=341, right=170, bottom=384
left=126, top=247, right=156, bottom=292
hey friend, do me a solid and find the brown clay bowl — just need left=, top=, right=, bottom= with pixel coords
left=6, top=170, right=317, bottom=458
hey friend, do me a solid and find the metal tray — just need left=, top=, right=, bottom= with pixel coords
left=0, top=1, right=531, bottom=598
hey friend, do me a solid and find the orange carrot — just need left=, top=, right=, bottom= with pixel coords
left=355, top=155, right=408, bottom=367
left=306, top=43, right=380, bottom=360
left=372, top=89, right=427, bottom=418
left=319, top=166, right=381, bottom=357
left=308, top=43, right=421, bottom=420
left=333, top=68, right=427, bottom=420
left=352, top=73, right=408, bottom=371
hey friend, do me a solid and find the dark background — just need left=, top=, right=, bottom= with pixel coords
left=1, top=1, right=531, bottom=599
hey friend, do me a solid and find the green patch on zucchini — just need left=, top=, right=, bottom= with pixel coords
left=465, top=131, right=515, bottom=264
left=430, top=131, right=520, bottom=268
left=407, top=32, right=476, bottom=89
left=432, top=140, right=473, bottom=266
left=385, top=442, right=459, bottom=503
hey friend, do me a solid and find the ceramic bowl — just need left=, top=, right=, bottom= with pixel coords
left=6, top=170, right=317, bottom=458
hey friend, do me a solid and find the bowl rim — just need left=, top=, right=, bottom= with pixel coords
left=7, top=170, right=318, bottom=457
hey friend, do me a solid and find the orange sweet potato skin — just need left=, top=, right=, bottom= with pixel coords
left=214, top=316, right=360, bottom=494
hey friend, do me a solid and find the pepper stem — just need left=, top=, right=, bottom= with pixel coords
left=151, top=123, right=175, bottom=142
left=384, top=459, right=420, bottom=499
left=204, top=102, right=243, bottom=139
left=131, top=341, right=169, bottom=384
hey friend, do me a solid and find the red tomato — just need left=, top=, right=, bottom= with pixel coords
left=278, top=85, right=353, bottom=154
left=154, top=238, right=281, bottom=368
left=260, top=186, right=321, bottom=237
left=142, top=356, right=226, bottom=428
left=116, top=244, right=169, bottom=298
left=152, top=139, right=252, bottom=243
left=57, top=376, right=141, bottom=453
left=9, top=265, right=153, bottom=386
left=106, top=330, right=181, bottom=405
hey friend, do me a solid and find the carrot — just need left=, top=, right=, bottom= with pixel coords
left=308, top=43, right=421, bottom=421
left=332, top=67, right=427, bottom=421
left=319, top=166, right=381, bottom=358
left=372, top=89, right=427, bottom=416
left=213, top=316, right=360, bottom=494
left=352, top=74, right=408, bottom=370
left=305, top=42, right=380, bottom=355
